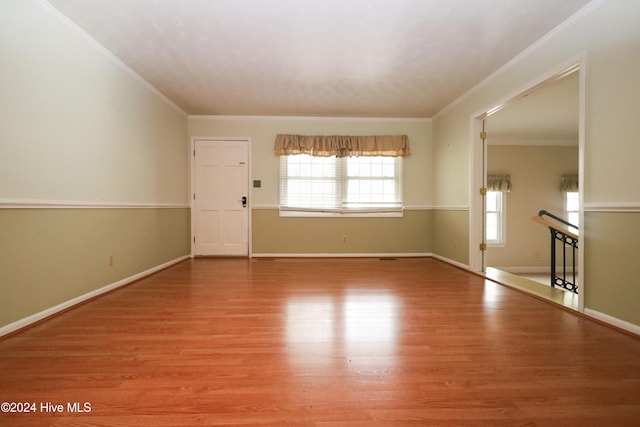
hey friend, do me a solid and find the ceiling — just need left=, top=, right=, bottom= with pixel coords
left=45, top=0, right=592, bottom=118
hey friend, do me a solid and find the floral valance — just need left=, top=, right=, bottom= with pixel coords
left=560, top=174, right=579, bottom=192
left=487, top=174, right=512, bottom=192
left=274, top=134, right=410, bottom=158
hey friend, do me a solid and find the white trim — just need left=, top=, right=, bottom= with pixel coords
left=34, top=0, right=186, bottom=117
left=279, top=209, right=404, bottom=218
left=189, top=115, right=431, bottom=123
left=252, top=253, right=433, bottom=258
left=404, top=205, right=440, bottom=211
left=432, top=205, right=469, bottom=211
left=584, top=309, right=640, bottom=336
left=468, top=55, right=586, bottom=300
left=498, top=266, right=575, bottom=274
left=489, top=138, right=578, bottom=147
left=190, top=137, right=252, bottom=258
left=433, top=0, right=607, bottom=119
left=0, top=199, right=189, bottom=209
left=190, top=136, right=253, bottom=142
left=430, top=254, right=472, bottom=271
left=0, top=256, right=190, bottom=338
left=251, top=205, right=459, bottom=211
left=583, top=202, right=640, bottom=212
left=500, top=266, right=550, bottom=274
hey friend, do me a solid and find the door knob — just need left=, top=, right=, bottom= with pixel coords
left=241, top=196, right=247, bottom=207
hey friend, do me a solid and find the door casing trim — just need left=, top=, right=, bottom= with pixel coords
left=190, top=137, right=252, bottom=258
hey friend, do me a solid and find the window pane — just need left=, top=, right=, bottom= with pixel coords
left=486, top=213, right=498, bottom=241
left=345, top=157, right=400, bottom=208
left=485, top=192, right=497, bottom=212
left=568, top=212, right=579, bottom=227
left=485, top=191, right=504, bottom=244
left=282, top=155, right=338, bottom=209
left=281, top=155, right=402, bottom=212
left=566, top=192, right=579, bottom=212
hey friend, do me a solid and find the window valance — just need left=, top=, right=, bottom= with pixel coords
left=487, top=174, right=512, bottom=192
left=560, top=174, right=579, bottom=192
left=274, top=134, right=410, bottom=158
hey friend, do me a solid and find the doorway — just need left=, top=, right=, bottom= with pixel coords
left=470, top=62, right=584, bottom=312
left=192, top=138, right=250, bottom=256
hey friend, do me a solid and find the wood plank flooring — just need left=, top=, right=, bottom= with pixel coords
left=1, top=257, right=640, bottom=426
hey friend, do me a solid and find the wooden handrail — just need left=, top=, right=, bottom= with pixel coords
left=531, top=215, right=579, bottom=240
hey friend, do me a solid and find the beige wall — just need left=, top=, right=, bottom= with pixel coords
left=584, top=212, right=640, bottom=325
left=189, top=116, right=433, bottom=255
left=0, top=209, right=190, bottom=327
left=432, top=210, right=469, bottom=265
left=432, top=0, right=640, bottom=326
left=253, top=209, right=431, bottom=254
left=0, top=1, right=190, bottom=330
left=486, top=145, right=578, bottom=269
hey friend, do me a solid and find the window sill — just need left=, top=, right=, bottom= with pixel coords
left=279, top=208, right=404, bottom=218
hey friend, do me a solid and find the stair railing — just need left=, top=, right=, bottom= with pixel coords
left=532, top=210, right=579, bottom=294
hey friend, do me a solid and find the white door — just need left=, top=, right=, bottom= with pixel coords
left=194, top=139, right=249, bottom=256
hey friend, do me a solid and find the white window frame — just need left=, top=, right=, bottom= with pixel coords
left=485, top=191, right=506, bottom=246
left=279, top=154, right=403, bottom=217
left=565, top=191, right=579, bottom=234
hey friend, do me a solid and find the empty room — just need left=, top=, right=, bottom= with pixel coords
left=1, top=0, right=640, bottom=425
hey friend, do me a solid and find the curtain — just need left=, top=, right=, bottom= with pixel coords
left=274, top=134, right=410, bottom=157
left=560, top=174, right=579, bottom=192
left=487, top=174, right=511, bottom=192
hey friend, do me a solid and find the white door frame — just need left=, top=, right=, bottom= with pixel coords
left=190, top=137, right=252, bottom=258
left=468, top=56, right=585, bottom=312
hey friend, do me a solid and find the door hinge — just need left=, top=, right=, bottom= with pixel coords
left=480, top=187, right=487, bottom=196
left=479, top=243, right=487, bottom=251
left=193, top=193, right=196, bottom=200
left=480, top=131, right=487, bottom=140
left=193, top=236, right=196, bottom=243
left=193, top=149, right=195, bottom=156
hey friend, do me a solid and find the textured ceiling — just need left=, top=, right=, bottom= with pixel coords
left=45, top=0, right=592, bottom=117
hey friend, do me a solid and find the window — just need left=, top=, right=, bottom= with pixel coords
left=485, top=191, right=505, bottom=245
left=566, top=191, right=579, bottom=233
left=280, top=154, right=402, bottom=216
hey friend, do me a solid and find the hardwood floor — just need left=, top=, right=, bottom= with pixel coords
left=1, top=257, right=639, bottom=426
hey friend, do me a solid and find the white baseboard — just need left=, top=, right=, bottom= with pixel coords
left=251, top=252, right=433, bottom=258
left=496, top=266, right=577, bottom=274
left=430, top=254, right=472, bottom=271
left=0, top=255, right=190, bottom=338
left=499, top=266, right=550, bottom=274
left=584, top=308, right=640, bottom=336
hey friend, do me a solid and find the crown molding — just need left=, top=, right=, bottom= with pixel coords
left=189, top=115, right=431, bottom=123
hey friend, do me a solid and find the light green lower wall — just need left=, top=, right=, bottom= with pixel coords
left=252, top=209, right=432, bottom=254
left=5, top=208, right=637, bottom=328
left=432, top=209, right=469, bottom=266
left=584, top=211, right=640, bottom=326
left=0, top=208, right=190, bottom=328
